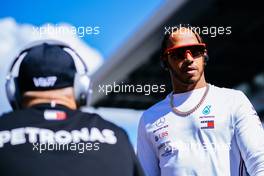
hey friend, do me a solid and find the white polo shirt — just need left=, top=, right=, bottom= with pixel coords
left=137, top=84, right=264, bottom=176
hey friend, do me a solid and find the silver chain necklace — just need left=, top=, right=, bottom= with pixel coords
left=170, top=84, right=209, bottom=117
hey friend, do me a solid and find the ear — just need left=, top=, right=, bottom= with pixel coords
left=203, top=49, right=208, bottom=63
left=160, top=55, right=170, bottom=71
left=161, top=61, right=169, bottom=71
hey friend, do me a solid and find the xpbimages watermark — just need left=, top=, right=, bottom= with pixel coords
left=98, top=82, right=166, bottom=95
left=32, top=142, right=100, bottom=154
left=159, top=141, right=231, bottom=157
left=164, top=24, right=232, bottom=38
left=32, top=24, right=100, bottom=37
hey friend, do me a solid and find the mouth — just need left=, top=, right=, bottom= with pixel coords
left=182, top=66, right=198, bottom=75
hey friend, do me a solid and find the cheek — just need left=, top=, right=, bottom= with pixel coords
left=168, top=58, right=182, bottom=69
left=196, top=58, right=205, bottom=70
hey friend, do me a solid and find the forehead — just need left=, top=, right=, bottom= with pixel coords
left=167, top=28, right=200, bottom=48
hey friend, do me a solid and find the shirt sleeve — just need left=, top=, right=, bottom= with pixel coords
left=233, top=91, right=264, bottom=175
left=127, top=135, right=146, bottom=176
left=137, top=114, right=160, bottom=176
left=117, top=127, right=146, bottom=176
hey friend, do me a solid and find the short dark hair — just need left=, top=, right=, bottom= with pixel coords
left=161, top=24, right=204, bottom=57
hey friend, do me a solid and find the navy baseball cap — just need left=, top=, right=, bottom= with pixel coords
left=17, top=43, right=77, bottom=93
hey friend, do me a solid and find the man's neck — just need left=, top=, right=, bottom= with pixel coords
left=172, top=77, right=207, bottom=93
left=22, top=89, right=77, bottom=110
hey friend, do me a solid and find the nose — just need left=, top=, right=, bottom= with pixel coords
left=184, top=50, right=194, bottom=62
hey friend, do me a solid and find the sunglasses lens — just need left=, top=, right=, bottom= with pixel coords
left=168, top=45, right=205, bottom=60
left=169, top=48, right=184, bottom=59
left=190, top=46, right=205, bottom=58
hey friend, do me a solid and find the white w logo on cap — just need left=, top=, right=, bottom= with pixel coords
left=33, top=76, right=57, bottom=87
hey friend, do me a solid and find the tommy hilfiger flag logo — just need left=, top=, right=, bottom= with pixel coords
left=201, top=120, right=214, bottom=129
left=44, top=110, right=67, bottom=120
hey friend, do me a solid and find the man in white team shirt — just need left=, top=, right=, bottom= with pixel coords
left=137, top=25, right=264, bottom=176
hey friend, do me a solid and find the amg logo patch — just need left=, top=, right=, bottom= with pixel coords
left=33, top=76, right=57, bottom=87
